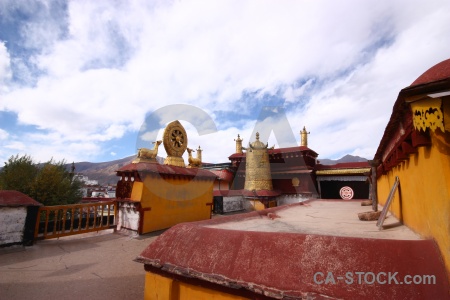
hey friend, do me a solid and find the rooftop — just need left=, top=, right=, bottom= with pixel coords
left=0, top=190, right=42, bottom=207
left=0, top=230, right=160, bottom=300
left=206, top=200, right=421, bottom=240
left=137, top=200, right=449, bottom=299
left=117, top=162, right=217, bottom=179
left=1, top=201, right=447, bottom=299
left=410, top=58, right=450, bottom=86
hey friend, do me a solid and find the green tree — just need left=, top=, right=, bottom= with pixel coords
left=31, top=159, right=83, bottom=206
left=0, top=154, right=38, bottom=195
left=0, top=155, right=83, bottom=206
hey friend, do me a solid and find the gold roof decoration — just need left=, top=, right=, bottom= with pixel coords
left=163, top=120, right=187, bottom=167
left=244, top=132, right=273, bottom=192
left=133, top=140, right=162, bottom=164
left=300, top=126, right=310, bottom=147
left=316, top=168, right=371, bottom=175
left=234, top=134, right=243, bottom=154
left=245, top=132, right=274, bottom=151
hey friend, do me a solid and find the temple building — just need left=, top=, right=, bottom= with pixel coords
left=374, top=58, right=450, bottom=275
left=207, top=127, right=370, bottom=213
left=114, top=120, right=216, bottom=234
left=136, top=58, right=450, bottom=300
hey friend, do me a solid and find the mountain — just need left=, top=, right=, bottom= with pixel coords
left=317, top=154, right=369, bottom=165
left=69, top=155, right=136, bottom=185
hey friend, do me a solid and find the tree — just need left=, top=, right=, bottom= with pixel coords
left=31, top=159, right=83, bottom=206
left=0, top=154, right=38, bottom=195
left=0, top=155, right=83, bottom=206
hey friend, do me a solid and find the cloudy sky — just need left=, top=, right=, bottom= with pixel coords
left=1, top=0, right=449, bottom=165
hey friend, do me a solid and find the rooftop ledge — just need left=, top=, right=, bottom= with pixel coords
left=136, top=200, right=449, bottom=299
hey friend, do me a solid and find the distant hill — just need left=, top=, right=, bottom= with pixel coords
left=318, top=154, right=368, bottom=165
left=68, top=155, right=134, bottom=185
left=72, top=155, right=166, bottom=185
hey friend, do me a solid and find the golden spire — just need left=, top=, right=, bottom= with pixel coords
left=234, top=134, right=243, bottom=154
left=300, top=126, right=310, bottom=147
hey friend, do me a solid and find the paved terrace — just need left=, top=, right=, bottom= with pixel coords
left=207, top=200, right=422, bottom=240
left=0, top=230, right=161, bottom=300
left=0, top=200, right=422, bottom=299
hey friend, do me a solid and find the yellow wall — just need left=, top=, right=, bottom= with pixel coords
left=247, top=199, right=266, bottom=211
left=132, top=175, right=214, bottom=233
left=144, top=272, right=249, bottom=300
left=377, top=129, right=450, bottom=273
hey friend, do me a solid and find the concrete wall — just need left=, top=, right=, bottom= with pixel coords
left=377, top=129, right=450, bottom=274
left=222, top=196, right=244, bottom=212
left=276, top=194, right=310, bottom=206
left=0, top=207, right=27, bottom=246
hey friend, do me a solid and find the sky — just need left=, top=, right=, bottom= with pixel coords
left=1, top=0, right=450, bottom=166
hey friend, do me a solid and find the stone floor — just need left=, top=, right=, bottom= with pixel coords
left=0, top=229, right=162, bottom=300
left=207, top=200, right=422, bottom=240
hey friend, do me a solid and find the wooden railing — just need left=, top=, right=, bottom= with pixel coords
left=34, top=201, right=116, bottom=240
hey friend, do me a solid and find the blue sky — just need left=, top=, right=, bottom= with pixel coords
left=1, top=0, right=450, bottom=165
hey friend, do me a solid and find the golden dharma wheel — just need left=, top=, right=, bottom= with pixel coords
left=163, top=120, right=188, bottom=157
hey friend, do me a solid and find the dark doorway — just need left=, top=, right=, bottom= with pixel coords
left=320, top=181, right=369, bottom=199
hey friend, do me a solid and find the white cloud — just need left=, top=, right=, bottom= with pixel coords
left=0, top=128, right=9, bottom=140
left=1, top=0, right=450, bottom=164
left=0, top=41, right=11, bottom=93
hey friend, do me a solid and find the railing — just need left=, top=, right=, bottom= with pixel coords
left=34, top=201, right=117, bottom=240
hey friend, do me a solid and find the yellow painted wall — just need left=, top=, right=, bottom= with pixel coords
left=377, top=129, right=450, bottom=273
left=131, top=175, right=214, bottom=233
left=247, top=199, right=266, bottom=211
left=144, top=272, right=249, bottom=300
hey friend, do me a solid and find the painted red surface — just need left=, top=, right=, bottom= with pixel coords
left=410, top=58, right=450, bottom=86
left=315, top=162, right=370, bottom=170
left=228, top=146, right=318, bottom=159
left=212, top=189, right=281, bottom=197
left=137, top=203, right=450, bottom=299
left=0, top=190, right=42, bottom=207
left=209, top=169, right=234, bottom=182
left=117, top=162, right=217, bottom=179
left=374, top=57, right=450, bottom=171
left=213, top=190, right=245, bottom=197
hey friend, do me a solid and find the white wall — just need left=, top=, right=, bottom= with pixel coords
left=117, top=202, right=140, bottom=232
left=0, top=207, right=27, bottom=246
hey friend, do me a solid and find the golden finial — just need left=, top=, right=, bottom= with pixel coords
left=235, top=134, right=243, bottom=154
left=300, top=126, right=310, bottom=147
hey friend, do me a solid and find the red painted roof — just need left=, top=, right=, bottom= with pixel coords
left=410, top=58, right=450, bottom=86
left=315, top=161, right=370, bottom=170
left=0, top=190, right=42, bottom=207
left=213, top=190, right=243, bottom=197
left=374, top=58, right=450, bottom=162
left=241, top=189, right=281, bottom=197
left=212, top=189, right=281, bottom=197
left=137, top=203, right=449, bottom=299
left=117, top=162, right=217, bottom=179
left=269, top=146, right=318, bottom=156
left=229, top=146, right=318, bottom=159
left=209, top=169, right=234, bottom=182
